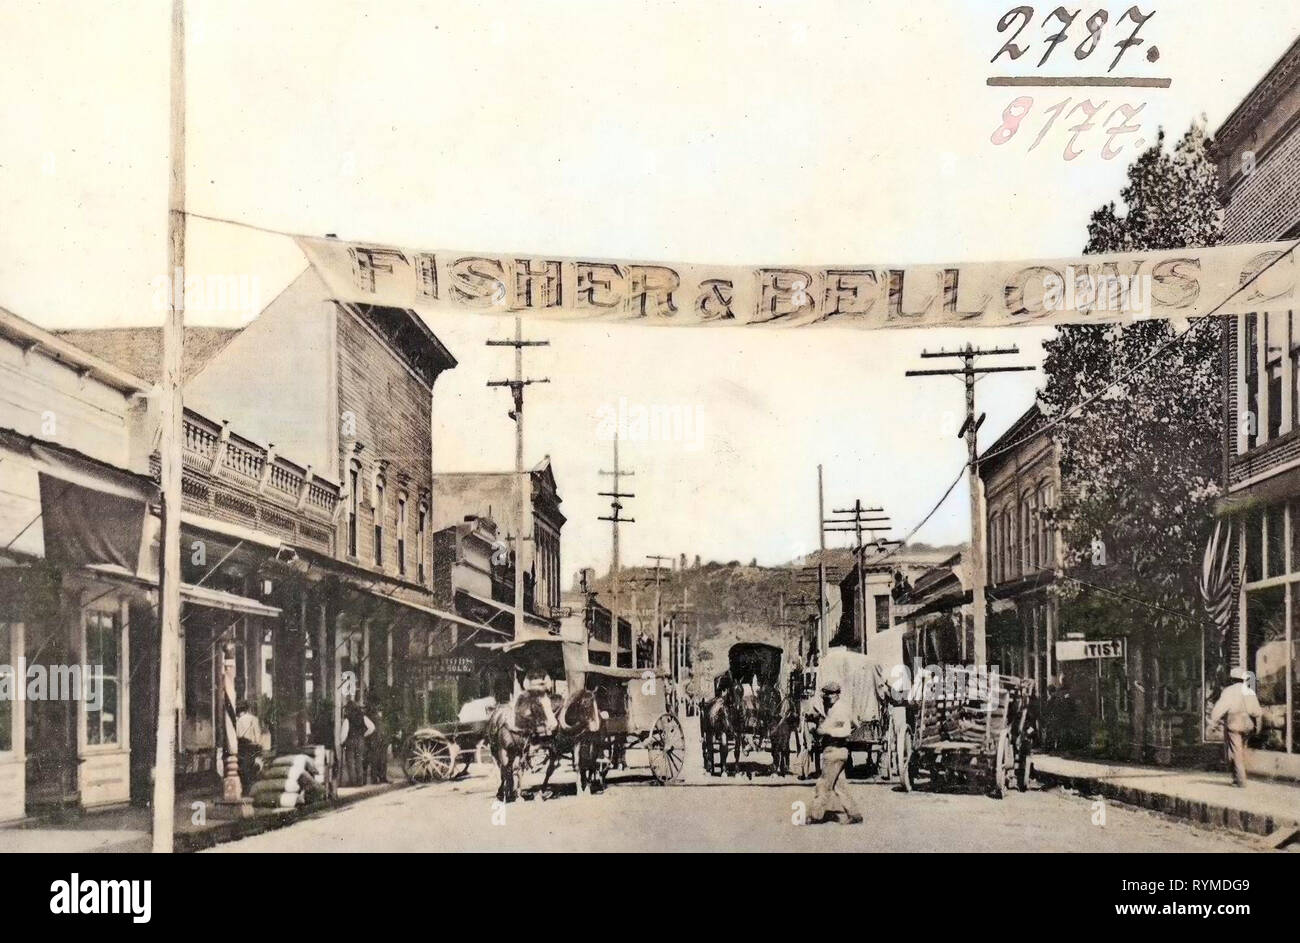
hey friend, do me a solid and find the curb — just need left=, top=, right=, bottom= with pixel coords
left=176, top=782, right=407, bottom=853
left=1034, top=768, right=1299, bottom=841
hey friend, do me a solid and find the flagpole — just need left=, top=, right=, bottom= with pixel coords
left=152, top=0, right=186, bottom=853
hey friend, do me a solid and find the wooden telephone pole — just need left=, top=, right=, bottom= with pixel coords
left=824, top=500, right=891, bottom=654
left=906, top=343, right=1034, bottom=665
left=598, top=434, right=634, bottom=649
left=645, top=554, right=671, bottom=670
left=487, top=317, right=549, bottom=637
left=153, top=0, right=186, bottom=854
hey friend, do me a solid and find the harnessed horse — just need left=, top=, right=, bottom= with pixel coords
left=700, top=676, right=745, bottom=777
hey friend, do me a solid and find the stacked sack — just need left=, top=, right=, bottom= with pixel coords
left=250, top=747, right=330, bottom=810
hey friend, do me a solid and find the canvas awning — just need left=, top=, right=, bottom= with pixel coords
left=180, top=583, right=282, bottom=618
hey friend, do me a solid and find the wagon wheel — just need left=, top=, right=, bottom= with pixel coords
left=898, top=726, right=915, bottom=793
left=404, top=731, right=455, bottom=783
left=647, top=713, right=686, bottom=783
left=992, top=729, right=1013, bottom=799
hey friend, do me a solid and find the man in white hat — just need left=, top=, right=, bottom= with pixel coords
left=1209, top=668, right=1262, bottom=787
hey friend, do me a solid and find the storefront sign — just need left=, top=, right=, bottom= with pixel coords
left=1056, top=638, right=1125, bottom=661
left=427, top=656, right=475, bottom=676
left=297, top=235, right=1298, bottom=330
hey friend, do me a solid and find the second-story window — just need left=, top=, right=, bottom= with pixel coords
left=347, top=463, right=360, bottom=557
left=397, top=495, right=407, bottom=577
left=1036, top=481, right=1053, bottom=568
left=374, top=477, right=385, bottom=567
left=989, top=516, right=1000, bottom=583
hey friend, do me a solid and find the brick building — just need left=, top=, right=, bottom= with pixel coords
left=980, top=404, right=1061, bottom=696
left=1213, top=35, right=1300, bottom=778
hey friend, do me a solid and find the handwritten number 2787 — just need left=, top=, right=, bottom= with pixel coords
left=993, top=6, right=1155, bottom=72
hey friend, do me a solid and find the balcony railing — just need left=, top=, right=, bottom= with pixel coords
left=155, top=410, right=342, bottom=553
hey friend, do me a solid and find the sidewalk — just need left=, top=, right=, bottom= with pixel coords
left=0, top=780, right=403, bottom=854
left=1033, top=754, right=1300, bottom=847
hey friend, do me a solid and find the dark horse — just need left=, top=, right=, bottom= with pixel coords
left=537, top=688, right=604, bottom=795
left=700, top=678, right=745, bottom=777
left=766, top=692, right=799, bottom=776
left=486, top=691, right=554, bottom=803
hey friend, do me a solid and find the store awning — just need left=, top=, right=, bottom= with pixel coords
left=180, top=583, right=282, bottom=618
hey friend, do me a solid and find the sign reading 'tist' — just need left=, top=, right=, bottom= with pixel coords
left=1056, top=638, right=1125, bottom=661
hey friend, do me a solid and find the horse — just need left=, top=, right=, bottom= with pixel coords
left=486, top=690, right=555, bottom=803
left=700, top=679, right=745, bottom=777
left=767, top=693, right=800, bottom=776
left=536, top=688, right=605, bottom=796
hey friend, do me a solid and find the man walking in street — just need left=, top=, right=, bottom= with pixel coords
left=1209, top=667, right=1263, bottom=787
left=807, top=680, right=863, bottom=824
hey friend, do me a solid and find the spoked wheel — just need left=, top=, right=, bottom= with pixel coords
left=993, top=729, right=1014, bottom=799
left=898, top=726, right=915, bottom=793
left=404, top=731, right=455, bottom=783
left=648, top=713, right=686, bottom=783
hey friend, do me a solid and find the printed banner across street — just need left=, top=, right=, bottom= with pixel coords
left=297, top=235, right=1297, bottom=329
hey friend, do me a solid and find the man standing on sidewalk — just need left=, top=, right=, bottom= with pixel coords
left=1209, top=668, right=1262, bottom=787
left=807, top=680, right=863, bottom=824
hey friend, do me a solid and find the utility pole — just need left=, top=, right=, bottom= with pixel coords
left=487, top=316, right=550, bottom=639
left=797, top=565, right=842, bottom=657
left=598, top=434, right=634, bottom=654
left=646, top=554, right=671, bottom=671
left=153, top=0, right=186, bottom=854
left=824, top=500, right=891, bottom=654
left=906, top=343, right=1034, bottom=665
left=816, top=466, right=827, bottom=661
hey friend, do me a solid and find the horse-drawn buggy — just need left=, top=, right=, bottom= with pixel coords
left=478, top=632, right=685, bottom=801
left=897, top=665, right=1034, bottom=798
left=701, top=642, right=801, bottom=776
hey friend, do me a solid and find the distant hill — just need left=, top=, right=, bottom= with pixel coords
left=577, top=542, right=965, bottom=684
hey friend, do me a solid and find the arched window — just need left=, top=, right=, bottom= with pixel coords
left=989, top=516, right=1000, bottom=584
left=397, top=493, right=408, bottom=576
left=417, top=498, right=429, bottom=584
left=373, top=475, right=386, bottom=567
left=1002, top=508, right=1013, bottom=580
left=1022, top=495, right=1035, bottom=573
left=347, top=461, right=361, bottom=557
left=1036, top=481, right=1053, bottom=568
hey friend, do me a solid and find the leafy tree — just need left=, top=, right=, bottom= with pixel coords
left=1038, top=123, right=1223, bottom=761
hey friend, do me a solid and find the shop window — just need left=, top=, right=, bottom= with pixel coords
left=1267, top=503, right=1286, bottom=578
left=0, top=624, right=12, bottom=752
left=1246, top=585, right=1288, bottom=753
left=84, top=609, right=121, bottom=747
left=1245, top=510, right=1263, bottom=583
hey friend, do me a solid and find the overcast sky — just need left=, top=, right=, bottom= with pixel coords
left=2, top=1, right=1297, bottom=577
